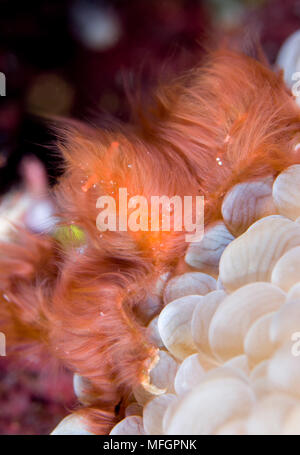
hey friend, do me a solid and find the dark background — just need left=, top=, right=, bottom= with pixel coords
left=0, top=0, right=299, bottom=435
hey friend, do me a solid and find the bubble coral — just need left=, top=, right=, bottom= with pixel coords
left=2, top=44, right=300, bottom=434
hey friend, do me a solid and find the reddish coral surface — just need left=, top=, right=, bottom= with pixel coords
left=0, top=357, right=75, bottom=434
